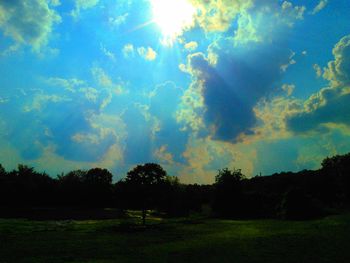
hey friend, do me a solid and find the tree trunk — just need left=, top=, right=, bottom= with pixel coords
left=142, top=208, right=146, bottom=225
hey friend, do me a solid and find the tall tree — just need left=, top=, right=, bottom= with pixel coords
left=125, top=163, right=167, bottom=225
left=213, top=168, right=245, bottom=217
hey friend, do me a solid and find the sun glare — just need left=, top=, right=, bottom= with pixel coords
left=151, top=0, right=196, bottom=46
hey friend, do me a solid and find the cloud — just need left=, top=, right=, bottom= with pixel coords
left=100, top=44, right=116, bottom=61
left=287, top=86, right=350, bottom=133
left=0, top=112, right=126, bottom=176
left=154, top=145, right=174, bottom=165
left=281, top=51, right=296, bottom=72
left=0, top=0, right=61, bottom=52
left=190, top=0, right=253, bottom=32
left=109, top=13, right=128, bottom=27
left=49, top=0, right=61, bottom=7
left=286, top=35, right=350, bottom=133
left=323, top=35, right=350, bottom=87
left=122, top=104, right=154, bottom=164
left=184, top=41, right=198, bottom=51
left=71, top=0, right=100, bottom=19
left=311, top=0, right=328, bottom=15
left=182, top=36, right=291, bottom=141
left=253, top=95, right=301, bottom=141
left=149, top=82, right=189, bottom=163
left=281, top=1, right=306, bottom=25
left=176, top=63, right=206, bottom=132
left=137, top=46, right=157, bottom=61
left=282, top=84, right=295, bottom=96
left=8, top=67, right=127, bottom=162
left=233, top=1, right=305, bottom=45
left=122, top=43, right=134, bottom=57
left=178, top=136, right=256, bottom=184
left=313, top=64, right=323, bottom=78
left=91, top=67, right=124, bottom=96
left=46, top=78, right=86, bottom=92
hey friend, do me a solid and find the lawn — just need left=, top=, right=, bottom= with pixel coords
left=1, top=212, right=350, bottom=263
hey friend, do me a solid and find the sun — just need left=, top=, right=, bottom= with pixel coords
left=150, top=0, right=196, bottom=46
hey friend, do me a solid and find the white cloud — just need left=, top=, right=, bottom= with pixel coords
left=281, top=1, right=306, bottom=27
left=71, top=0, right=99, bottom=19
left=313, top=64, right=322, bottom=78
left=122, top=43, right=135, bottom=58
left=282, top=84, right=295, bottom=96
left=109, top=13, right=128, bottom=27
left=311, top=0, right=328, bottom=15
left=100, top=44, right=116, bottom=61
left=137, top=46, right=157, bottom=61
left=184, top=41, right=198, bottom=51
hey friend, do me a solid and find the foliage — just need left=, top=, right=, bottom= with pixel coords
left=124, top=163, right=167, bottom=224
left=215, top=168, right=245, bottom=185
left=213, top=168, right=246, bottom=217
left=125, top=163, right=167, bottom=185
left=1, top=152, right=350, bottom=220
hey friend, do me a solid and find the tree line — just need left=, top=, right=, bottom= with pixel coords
left=1, top=152, right=350, bottom=221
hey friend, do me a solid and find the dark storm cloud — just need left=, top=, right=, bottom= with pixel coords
left=188, top=39, right=291, bottom=141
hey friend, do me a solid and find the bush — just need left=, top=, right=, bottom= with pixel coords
left=278, top=188, right=325, bottom=220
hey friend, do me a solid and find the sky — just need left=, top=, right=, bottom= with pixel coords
left=0, top=0, right=349, bottom=183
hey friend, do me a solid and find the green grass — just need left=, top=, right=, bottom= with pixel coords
left=1, top=212, right=350, bottom=263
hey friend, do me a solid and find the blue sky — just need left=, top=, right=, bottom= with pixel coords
left=0, top=0, right=349, bottom=183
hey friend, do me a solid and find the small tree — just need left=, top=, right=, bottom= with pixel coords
left=125, top=163, right=167, bottom=225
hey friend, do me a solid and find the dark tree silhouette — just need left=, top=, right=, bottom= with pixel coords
left=57, top=170, right=87, bottom=206
left=321, top=153, right=350, bottom=203
left=85, top=168, right=113, bottom=185
left=215, top=168, right=245, bottom=185
left=125, top=163, right=167, bottom=225
left=213, top=168, right=245, bottom=217
left=57, top=168, right=113, bottom=207
left=0, top=164, right=6, bottom=176
left=1, top=164, right=55, bottom=206
left=1, top=152, right=350, bottom=220
left=85, top=168, right=113, bottom=207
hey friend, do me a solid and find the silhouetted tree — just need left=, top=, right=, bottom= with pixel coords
left=279, top=187, right=324, bottom=220
left=321, top=153, right=350, bottom=204
left=213, top=168, right=245, bottom=217
left=2, top=151, right=350, bottom=220
left=125, top=163, right=167, bottom=225
left=0, top=164, right=6, bottom=176
left=2, top=164, right=55, bottom=206
left=85, top=168, right=113, bottom=185
left=57, top=170, right=87, bottom=206
left=84, top=168, right=113, bottom=207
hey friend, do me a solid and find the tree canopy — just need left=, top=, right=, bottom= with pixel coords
left=125, top=163, right=167, bottom=185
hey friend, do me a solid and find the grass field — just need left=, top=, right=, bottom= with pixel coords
left=1, top=212, right=350, bottom=263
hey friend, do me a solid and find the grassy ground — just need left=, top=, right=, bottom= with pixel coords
left=1, top=212, right=350, bottom=263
